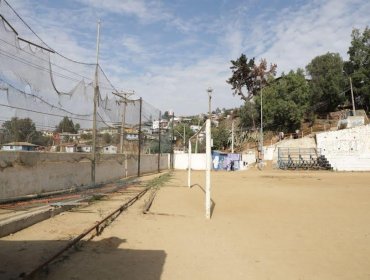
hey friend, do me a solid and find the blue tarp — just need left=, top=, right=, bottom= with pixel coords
left=212, top=151, right=240, bottom=171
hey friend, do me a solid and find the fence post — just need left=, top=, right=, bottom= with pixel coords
left=157, top=111, right=161, bottom=173
left=137, top=98, right=142, bottom=177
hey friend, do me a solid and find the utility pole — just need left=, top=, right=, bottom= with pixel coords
left=183, top=125, right=186, bottom=152
left=91, top=19, right=101, bottom=188
left=260, top=86, right=264, bottom=167
left=195, top=115, right=201, bottom=153
left=207, top=87, right=213, bottom=120
left=137, top=97, right=143, bottom=177
left=349, top=77, right=356, bottom=116
left=171, top=112, right=175, bottom=169
left=157, top=111, right=161, bottom=173
left=112, top=90, right=134, bottom=153
left=231, top=119, right=234, bottom=153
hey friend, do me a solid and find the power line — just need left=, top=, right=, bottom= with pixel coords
left=3, top=0, right=96, bottom=66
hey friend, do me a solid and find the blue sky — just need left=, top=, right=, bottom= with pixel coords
left=8, top=0, right=370, bottom=115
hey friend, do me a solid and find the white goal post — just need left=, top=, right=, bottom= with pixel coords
left=187, top=119, right=212, bottom=219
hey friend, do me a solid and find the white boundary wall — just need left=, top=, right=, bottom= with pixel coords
left=316, top=124, right=370, bottom=171
left=175, top=153, right=207, bottom=170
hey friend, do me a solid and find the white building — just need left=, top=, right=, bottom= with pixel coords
left=101, top=145, right=117, bottom=154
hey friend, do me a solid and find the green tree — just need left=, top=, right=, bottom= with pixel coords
left=239, top=101, right=258, bottom=130
left=227, top=54, right=277, bottom=101
left=1, top=117, right=38, bottom=143
left=344, top=27, right=370, bottom=111
left=211, top=125, right=230, bottom=150
left=254, top=70, right=310, bottom=132
left=102, top=133, right=112, bottom=144
left=306, top=52, right=346, bottom=113
left=173, top=123, right=194, bottom=146
left=55, top=117, right=78, bottom=133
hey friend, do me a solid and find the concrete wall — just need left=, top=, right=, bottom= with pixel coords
left=272, top=137, right=317, bottom=162
left=316, top=125, right=370, bottom=171
left=174, top=153, right=252, bottom=170
left=174, top=153, right=207, bottom=170
left=0, top=152, right=169, bottom=202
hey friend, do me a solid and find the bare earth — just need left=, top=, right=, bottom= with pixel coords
left=2, top=168, right=370, bottom=280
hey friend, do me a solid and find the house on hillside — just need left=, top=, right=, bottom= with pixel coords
left=1, top=142, right=38, bottom=151
left=76, top=144, right=92, bottom=153
left=101, top=145, right=117, bottom=154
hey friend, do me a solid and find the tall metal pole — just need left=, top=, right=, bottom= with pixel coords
left=231, top=119, right=234, bottom=153
left=260, top=87, right=263, bottom=165
left=195, top=116, right=200, bottom=153
left=113, top=91, right=134, bottom=177
left=114, top=91, right=134, bottom=153
left=207, top=87, right=213, bottom=120
left=137, top=97, right=142, bottom=177
left=121, top=102, right=126, bottom=153
left=171, top=112, right=175, bottom=169
left=157, top=111, right=161, bottom=173
left=183, top=125, right=186, bottom=151
left=91, top=19, right=100, bottom=187
left=349, top=77, right=356, bottom=116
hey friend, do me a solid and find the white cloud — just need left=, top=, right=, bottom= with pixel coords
left=2, top=0, right=370, bottom=117
left=248, top=0, right=370, bottom=74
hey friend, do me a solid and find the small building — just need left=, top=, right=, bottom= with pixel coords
left=126, top=133, right=139, bottom=141
left=76, top=144, right=92, bottom=153
left=1, top=142, right=38, bottom=151
left=101, top=145, right=117, bottom=154
left=65, top=144, right=77, bottom=153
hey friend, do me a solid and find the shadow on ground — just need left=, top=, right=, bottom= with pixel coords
left=191, top=184, right=216, bottom=217
left=0, top=237, right=166, bottom=280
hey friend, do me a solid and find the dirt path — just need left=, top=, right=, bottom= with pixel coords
left=2, top=169, right=370, bottom=279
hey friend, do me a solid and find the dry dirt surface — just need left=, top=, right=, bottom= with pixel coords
left=2, top=168, right=370, bottom=280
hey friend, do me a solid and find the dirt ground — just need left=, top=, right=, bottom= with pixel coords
left=2, top=167, right=370, bottom=279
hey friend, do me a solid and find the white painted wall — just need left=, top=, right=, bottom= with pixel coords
left=316, top=124, right=370, bottom=171
left=174, top=153, right=207, bottom=170
left=175, top=153, right=252, bottom=171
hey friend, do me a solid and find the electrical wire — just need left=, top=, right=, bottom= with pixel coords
left=3, top=0, right=96, bottom=66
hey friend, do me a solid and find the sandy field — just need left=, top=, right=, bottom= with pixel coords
left=2, top=167, right=370, bottom=279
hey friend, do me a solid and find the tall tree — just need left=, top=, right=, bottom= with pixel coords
left=55, top=117, right=78, bottom=133
left=254, top=70, right=310, bottom=132
left=239, top=101, right=257, bottom=130
left=211, top=125, right=230, bottom=150
left=1, top=117, right=38, bottom=143
left=227, top=54, right=277, bottom=101
left=344, top=27, right=370, bottom=111
left=306, top=52, right=346, bottom=113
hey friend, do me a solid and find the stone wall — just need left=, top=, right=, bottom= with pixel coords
left=0, top=152, right=169, bottom=201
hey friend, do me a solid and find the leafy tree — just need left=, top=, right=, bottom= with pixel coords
left=344, top=27, right=370, bottom=111
left=1, top=117, right=38, bottom=143
left=227, top=54, right=277, bottom=101
left=239, top=101, right=258, bottom=130
left=162, top=111, right=170, bottom=120
left=306, top=52, right=346, bottom=113
left=55, top=117, right=78, bottom=133
left=211, top=125, right=230, bottom=150
left=102, top=133, right=112, bottom=144
left=173, top=123, right=194, bottom=146
left=254, top=70, right=310, bottom=132
left=80, top=133, right=92, bottom=140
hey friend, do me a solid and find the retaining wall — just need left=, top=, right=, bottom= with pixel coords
left=316, top=125, right=370, bottom=171
left=0, top=151, right=169, bottom=201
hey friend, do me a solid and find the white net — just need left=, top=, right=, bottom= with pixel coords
left=0, top=0, right=161, bottom=133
